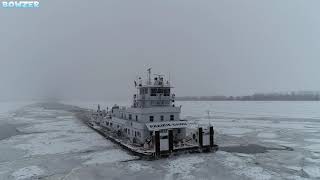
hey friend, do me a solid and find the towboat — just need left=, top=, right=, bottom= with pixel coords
left=89, top=68, right=218, bottom=158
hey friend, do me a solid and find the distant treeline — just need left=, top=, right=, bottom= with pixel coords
left=176, top=92, right=320, bottom=101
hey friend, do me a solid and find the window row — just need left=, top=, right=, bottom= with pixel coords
left=121, top=113, right=139, bottom=121
left=149, top=115, right=175, bottom=122
left=120, top=114, right=175, bottom=122
left=151, top=88, right=170, bottom=96
left=140, top=88, right=171, bottom=96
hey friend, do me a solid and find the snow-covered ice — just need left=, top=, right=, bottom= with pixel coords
left=11, top=131, right=110, bottom=156
left=257, top=132, right=278, bottom=139
left=262, top=139, right=298, bottom=147
left=303, top=166, right=320, bottom=178
left=127, top=162, right=151, bottom=172
left=306, top=144, right=320, bottom=152
left=305, top=138, right=320, bottom=143
left=0, top=101, right=320, bottom=180
left=82, top=149, right=137, bottom=165
left=218, top=127, right=253, bottom=137
left=11, top=166, right=44, bottom=180
left=164, top=156, right=205, bottom=180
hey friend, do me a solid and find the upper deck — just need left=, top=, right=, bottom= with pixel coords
left=132, top=68, right=176, bottom=108
left=110, top=69, right=181, bottom=123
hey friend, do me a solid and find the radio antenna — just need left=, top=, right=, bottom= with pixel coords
left=147, top=68, right=152, bottom=85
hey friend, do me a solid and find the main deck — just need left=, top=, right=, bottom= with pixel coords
left=86, top=119, right=218, bottom=159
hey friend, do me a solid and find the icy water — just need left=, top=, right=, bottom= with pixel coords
left=0, top=101, right=320, bottom=180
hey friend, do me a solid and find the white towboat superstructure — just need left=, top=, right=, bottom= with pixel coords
left=90, top=69, right=218, bottom=158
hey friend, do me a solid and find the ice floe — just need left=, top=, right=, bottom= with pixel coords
left=17, top=117, right=91, bottom=133
left=0, top=107, right=114, bottom=157
left=11, top=131, right=111, bottom=156
left=305, top=139, right=320, bottom=143
left=1, top=101, right=320, bottom=180
left=257, top=132, right=278, bottom=139
left=261, top=139, right=298, bottom=147
left=218, top=151, right=273, bottom=180
left=303, top=166, right=320, bottom=178
left=164, top=156, right=205, bottom=180
left=82, top=149, right=136, bottom=165
left=305, top=144, right=320, bottom=152
left=127, top=162, right=151, bottom=172
left=218, top=127, right=253, bottom=136
left=287, top=166, right=302, bottom=171
left=11, top=166, right=44, bottom=180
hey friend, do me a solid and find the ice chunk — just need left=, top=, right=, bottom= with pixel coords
left=306, top=144, right=320, bottom=152
left=287, top=166, right=302, bottom=171
left=12, top=166, right=44, bottom=180
left=303, top=166, right=320, bottom=178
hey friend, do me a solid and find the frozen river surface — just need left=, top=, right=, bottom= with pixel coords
left=0, top=101, right=320, bottom=180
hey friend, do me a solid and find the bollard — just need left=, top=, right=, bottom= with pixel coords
left=168, top=129, right=173, bottom=152
left=198, top=127, right=203, bottom=148
left=210, top=126, right=214, bottom=147
left=155, top=131, right=160, bottom=157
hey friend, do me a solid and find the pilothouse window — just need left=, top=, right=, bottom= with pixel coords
left=151, top=88, right=170, bottom=96
left=164, top=88, right=170, bottom=96
left=140, top=88, right=148, bottom=95
left=151, top=88, right=157, bottom=96
left=157, top=88, right=163, bottom=93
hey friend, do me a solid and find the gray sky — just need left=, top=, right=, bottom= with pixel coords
left=1, top=0, right=320, bottom=101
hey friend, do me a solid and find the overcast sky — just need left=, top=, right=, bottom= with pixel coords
left=1, top=0, right=320, bottom=101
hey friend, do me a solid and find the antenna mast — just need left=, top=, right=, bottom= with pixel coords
left=147, top=68, right=152, bottom=85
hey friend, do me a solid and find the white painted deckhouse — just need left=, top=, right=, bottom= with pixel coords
left=93, top=69, right=188, bottom=145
